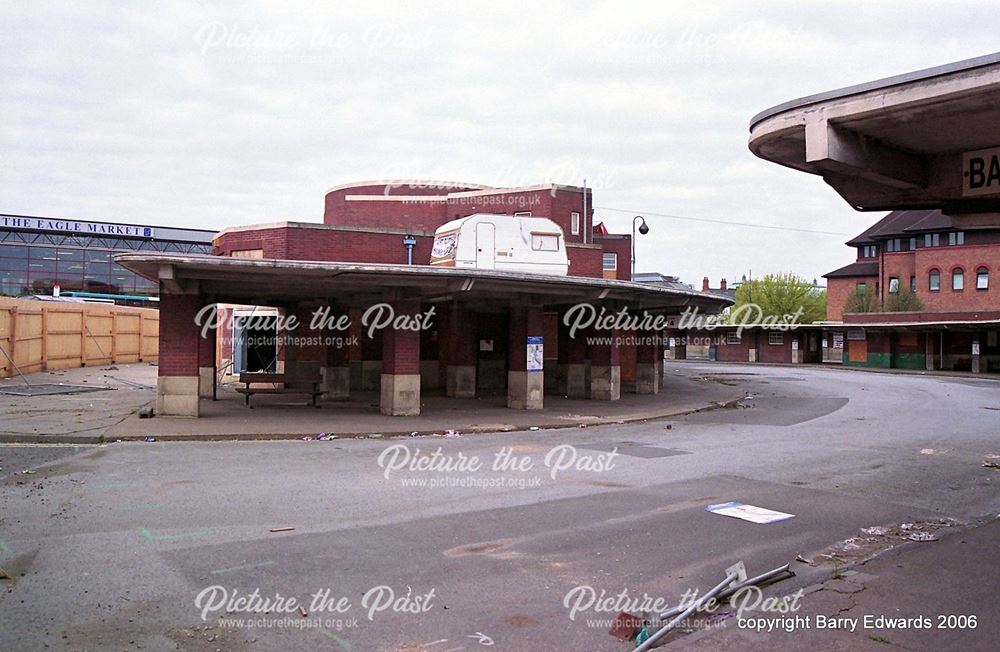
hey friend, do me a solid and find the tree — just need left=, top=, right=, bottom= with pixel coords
left=885, top=287, right=924, bottom=312
left=730, top=272, right=827, bottom=324
left=843, top=287, right=880, bottom=313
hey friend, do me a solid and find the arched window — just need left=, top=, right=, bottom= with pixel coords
left=977, top=267, right=990, bottom=290
left=952, top=268, right=964, bottom=291
left=928, top=269, right=940, bottom=292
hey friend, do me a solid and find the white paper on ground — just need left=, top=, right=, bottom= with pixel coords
left=706, top=501, right=795, bottom=524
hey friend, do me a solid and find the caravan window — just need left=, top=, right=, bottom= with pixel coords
left=531, top=233, right=560, bottom=251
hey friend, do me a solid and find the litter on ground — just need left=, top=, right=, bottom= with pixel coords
left=705, top=501, right=795, bottom=524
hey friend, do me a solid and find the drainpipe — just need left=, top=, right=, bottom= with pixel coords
left=581, top=179, right=587, bottom=244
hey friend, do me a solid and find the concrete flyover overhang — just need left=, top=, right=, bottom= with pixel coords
left=749, top=52, right=1000, bottom=219
left=115, top=253, right=732, bottom=313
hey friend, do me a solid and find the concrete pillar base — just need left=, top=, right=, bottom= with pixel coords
left=566, top=363, right=587, bottom=399
left=361, top=361, right=382, bottom=391
left=590, top=365, right=621, bottom=401
left=508, top=371, right=544, bottom=409
left=198, top=367, right=214, bottom=399
left=156, top=376, right=200, bottom=417
left=380, top=374, right=420, bottom=416
left=446, top=365, right=476, bottom=398
left=323, top=366, right=350, bottom=400
left=635, top=362, right=659, bottom=394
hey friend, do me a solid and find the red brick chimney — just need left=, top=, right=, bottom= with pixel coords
left=702, top=277, right=710, bottom=292
left=720, top=278, right=727, bottom=291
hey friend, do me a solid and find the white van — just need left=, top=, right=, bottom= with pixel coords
left=430, top=214, right=569, bottom=275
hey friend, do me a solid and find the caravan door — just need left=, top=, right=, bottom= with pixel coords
left=475, top=222, right=495, bottom=269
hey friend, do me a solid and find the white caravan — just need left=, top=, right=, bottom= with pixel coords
left=430, top=214, right=569, bottom=275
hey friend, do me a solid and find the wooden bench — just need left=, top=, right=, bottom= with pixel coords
left=236, top=372, right=323, bottom=408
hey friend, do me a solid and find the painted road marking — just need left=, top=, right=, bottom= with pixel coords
left=209, top=561, right=275, bottom=574
left=317, top=628, right=353, bottom=650
left=136, top=526, right=211, bottom=542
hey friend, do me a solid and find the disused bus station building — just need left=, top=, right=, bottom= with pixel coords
left=117, top=181, right=730, bottom=417
left=742, top=52, right=1000, bottom=373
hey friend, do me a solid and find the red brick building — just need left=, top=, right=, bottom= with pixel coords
left=123, top=180, right=730, bottom=416
left=822, top=210, right=1000, bottom=371
left=214, top=181, right=631, bottom=281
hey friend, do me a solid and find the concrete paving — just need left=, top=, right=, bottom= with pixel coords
left=1, top=363, right=749, bottom=442
left=1, top=362, right=998, bottom=651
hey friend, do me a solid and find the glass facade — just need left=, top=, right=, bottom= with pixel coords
left=0, top=228, right=212, bottom=297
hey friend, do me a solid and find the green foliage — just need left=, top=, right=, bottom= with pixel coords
left=885, top=286, right=924, bottom=312
left=843, top=287, right=880, bottom=313
left=730, top=273, right=826, bottom=324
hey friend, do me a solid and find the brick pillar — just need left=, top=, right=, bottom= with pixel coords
left=590, top=328, right=621, bottom=401
left=655, top=331, right=665, bottom=392
left=323, top=303, right=350, bottom=400
left=635, top=334, right=658, bottom=394
left=444, top=303, right=477, bottom=398
left=361, top=322, right=383, bottom=391
left=197, top=304, right=216, bottom=399
left=157, top=294, right=202, bottom=417
left=508, top=305, right=545, bottom=409
left=564, top=320, right=589, bottom=399
left=621, top=329, right=637, bottom=393
left=380, top=299, right=421, bottom=416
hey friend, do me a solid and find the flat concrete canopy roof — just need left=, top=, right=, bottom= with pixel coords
left=749, top=52, right=1000, bottom=216
left=116, top=253, right=731, bottom=312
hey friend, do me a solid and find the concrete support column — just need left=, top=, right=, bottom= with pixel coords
left=508, top=305, right=545, bottom=409
left=197, top=304, right=216, bottom=399
left=590, top=327, right=621, bottom=401
left=323, top=303, right=351, bottom=400
left=380, top=299, right=421, bottom=416
left=444, top=304, right=477, bottom=398
left=157, top=294, right=202, bottom=417
left=925, top=334, right=934, bottom=371
left=972, top=337, right=982, bottom=374
left=635, top=335, right=659, bottom=394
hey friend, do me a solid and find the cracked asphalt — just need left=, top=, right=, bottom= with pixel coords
left=1, top=362, right=999, bottom=651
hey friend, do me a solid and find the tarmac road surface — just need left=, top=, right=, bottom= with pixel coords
left=1, top=362, right=999, bottom=651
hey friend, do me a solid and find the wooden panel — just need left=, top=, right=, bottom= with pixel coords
left=0, top=297, right=161, bottom=378
left=848, top=339, right=868, bottom=363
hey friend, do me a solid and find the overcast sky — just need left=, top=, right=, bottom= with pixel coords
left=1, top=2, right=996, bottom=286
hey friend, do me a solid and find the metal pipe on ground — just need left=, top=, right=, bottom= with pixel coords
left=656, top=563, right=793, bottom=620
left=635, top=570, right=741, bottom=652
left=634, top=563, right=794, bottom=651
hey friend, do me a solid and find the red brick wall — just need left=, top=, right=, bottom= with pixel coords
left=913, top=244, right=1000, bottom=312
left=757, top=331, right=797, bottom=363
left=382, top=300, right=421, bottom=374
left=716, top=333, right=752, bottom=362
left=827, top=276, right=878, bottom=320
left=567, top=244, right=603, bottom=278
left=324, top=185, right=594, bottom=245
left=508, top=306, right=545, bottom=371
left=594, top=236, right=632, bottom=280
left=159, top=294, right=202, bottom=376
left=215, top=226, right=435, bottom=265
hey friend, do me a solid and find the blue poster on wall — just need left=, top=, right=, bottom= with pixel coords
left=526, top=336, right=543, bottom=371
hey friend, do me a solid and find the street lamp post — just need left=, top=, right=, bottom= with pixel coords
left=631, top=215, right=649, bottom=281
